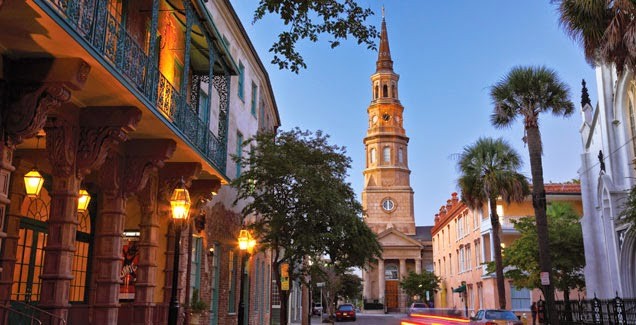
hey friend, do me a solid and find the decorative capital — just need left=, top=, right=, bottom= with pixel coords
left=122, top=139, right=176, bottom=197
left=44, top=115, right=78, bottom=178
left=3, top=58, right=90, bottom=146
left=76, top=107, right=141, bottom=177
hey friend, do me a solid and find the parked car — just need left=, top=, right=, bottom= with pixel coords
left=408, top=302, right=430, bottom=315
left=312, top=303, right=323, bottom=316
left=470, top=309, right=522, bottom=325
left=335, top=303, right=356, bottom=322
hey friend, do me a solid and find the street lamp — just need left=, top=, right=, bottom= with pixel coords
left=168, top=178, right=191, bottom=325
left=24, top=135, right=44, bottom=198
left=77, top=189, right=91, bottom=213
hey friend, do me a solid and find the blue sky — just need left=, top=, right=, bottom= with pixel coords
left=230, top=1, right=597, bottom=226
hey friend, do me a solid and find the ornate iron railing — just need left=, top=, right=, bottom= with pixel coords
left=551, top=295, right=636, bottom=325
left=41, top=0, right=227, bottom=173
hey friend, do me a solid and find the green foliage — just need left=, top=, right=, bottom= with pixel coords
left=252, top=0, right=378, bottom=73
left=189, top=288, right=208, bottom=314
left=553, top=0, right=636, bottom=76
left=399, top=271, right=440, bottom=299
left=619, top=185, right=636, bottom=235
left=232, top=128, right=382, bottom=280
left=490, top=66, right=574, bottom=131
left=337, top=273, right=362, bottom=301
left=487, top=202, right=586, bottom=294
left=457, top=137, right=530, bottom=210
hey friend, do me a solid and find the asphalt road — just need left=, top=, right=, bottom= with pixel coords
left=307, top=313, right=406, bottom=325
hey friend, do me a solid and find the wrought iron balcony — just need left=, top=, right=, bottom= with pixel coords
left=40, top=0, right=230, bottom=174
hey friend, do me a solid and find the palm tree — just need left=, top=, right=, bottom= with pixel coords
left=490, top=66, right=574, bottom=323
left=554, top=0, right=636, bottom=76
left=457, top=137, right=530, bottom=309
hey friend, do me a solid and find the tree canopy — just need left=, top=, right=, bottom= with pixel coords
left=251, top=0, right=378, bottom=72
left=399, top=271, right=440, bottom=301
left=619, top=185, right=636, bottom=235
left=232, top=128, right=382, bottom=323
left=487, top=202, right=585, bottom=300
left=553, top=0, right=636, bottom=76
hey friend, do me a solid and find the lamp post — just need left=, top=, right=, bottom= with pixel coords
left=168, top=178, right=191, bottom=325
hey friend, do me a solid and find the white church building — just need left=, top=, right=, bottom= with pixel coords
left=579, top=65, right=636, bottom=299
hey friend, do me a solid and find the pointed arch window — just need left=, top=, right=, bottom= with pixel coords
left=391, top=83, right=396, bottom=98
left=383, top=146, right=391, bottom=163
left=383, top=84, right=388, bottom=97
left=374, top=84, right=379, bottom=99
left=628, top=90, right=636, bottom=155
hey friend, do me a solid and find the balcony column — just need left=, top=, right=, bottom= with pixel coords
left=0, top=58, right=87, bottom=309
left=362, top=268, right=369, bottom=300
left=91, top=139, right=163, bottom=325
left=377, top=259, right=385, bottom=303
left=489, top=231, right=495, bottom=263
left=480, top=237, right=486, bottom=264
left=98, top=139, right=172, bottom=325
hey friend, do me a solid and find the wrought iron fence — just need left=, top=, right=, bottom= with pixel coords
left=41, top=0, right=227, bottom=172
left=552, top=295, right=636, bottom=325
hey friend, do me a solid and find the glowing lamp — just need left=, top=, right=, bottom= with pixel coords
left=24, top=168, right=44, bottom=198
left=77, top=189, right=91, bottom=213
left=238, top=229, right=250, bottom=250
left=170, top=179, right=191, bottom=220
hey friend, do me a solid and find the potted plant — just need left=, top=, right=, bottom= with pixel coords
left=188, top=288, right=209, bottom=325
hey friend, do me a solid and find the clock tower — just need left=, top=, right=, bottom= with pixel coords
left=362, top=15, right=415, bottom=236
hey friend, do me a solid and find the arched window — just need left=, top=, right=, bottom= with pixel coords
left=383, top=84, right=388, bottom=97
left=370, top=148, right=376, bottom=164
left=383, top=146, right=391, bottom=163
left=385, top=264, right=399, bottom=280
left=629, top=91, right=636, bottom=155
left=391, top=83, right=396, bottom=98
left=398, top=148, right=404, bottom=163
left=374, top=84, right=379, bottom=99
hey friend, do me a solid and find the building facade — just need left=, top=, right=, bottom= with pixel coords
left=360, top=16, right=433, bottom=313
left=0, top=0, right=279, bottom=324
left=579, top=67, right=636, bottom=299
left=431, top=185, right=583, bottom=315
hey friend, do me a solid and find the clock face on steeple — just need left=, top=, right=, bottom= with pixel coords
left=372, top=115, right=378, bottom=124
left=381, top=198, right=395, bottom=212
left=382, top=113, right=391, bottom=121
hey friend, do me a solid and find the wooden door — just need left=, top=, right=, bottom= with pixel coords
left=385, top=281, right=398, bottom=309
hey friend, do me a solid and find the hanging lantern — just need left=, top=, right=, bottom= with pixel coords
left=170, top=178, right=191, bottom=220
left=77, top=189, right=91, bottom=213
left=24, top=168, right=44, bottom=198
left=238, top=229, right=249, bottom=251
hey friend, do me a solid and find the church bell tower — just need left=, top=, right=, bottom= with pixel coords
left=361, top=15, right=415, bottom=235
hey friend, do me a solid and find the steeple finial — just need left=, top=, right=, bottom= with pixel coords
left=376, top=12, right=393, bottom=71
left=581, top=79, right=591, bottom=107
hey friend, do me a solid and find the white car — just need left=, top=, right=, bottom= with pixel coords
left=312, top=303, right=323, bottom=316
left=409, top=302, right=430, bottom=315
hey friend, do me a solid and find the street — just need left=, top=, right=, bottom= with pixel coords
left=305, top=313, right=406, bottom=325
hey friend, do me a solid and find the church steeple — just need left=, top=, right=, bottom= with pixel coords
left=362, top=14, right=415, bottom=236
left=376, top=16, right=394, bottom=72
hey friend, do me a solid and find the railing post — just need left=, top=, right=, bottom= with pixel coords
left=592, top=295, right=602, bottom=325
left=613, top=294, right=626, bottom=325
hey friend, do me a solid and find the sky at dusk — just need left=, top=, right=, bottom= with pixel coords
left=230, top=1, right=597, bottom=226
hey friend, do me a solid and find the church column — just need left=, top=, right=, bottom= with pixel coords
left=378, top=259, right=385, bottom=303
left=362, top=268, right=369, bottom=300
left=399, top=259, right=407, bottom=309
left=415, top=258, right=422, bottom=274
